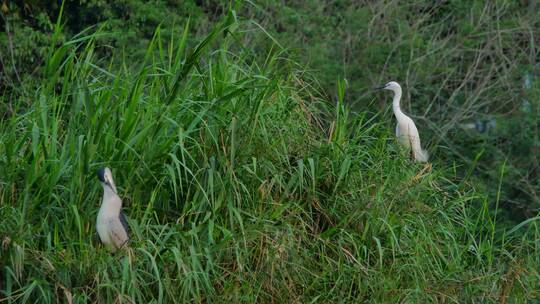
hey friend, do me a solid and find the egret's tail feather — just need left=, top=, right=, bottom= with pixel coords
left=414, top=149, right=429, bottom=162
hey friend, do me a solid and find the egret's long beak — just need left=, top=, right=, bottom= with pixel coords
left=373, top=85, right=386, bottom=91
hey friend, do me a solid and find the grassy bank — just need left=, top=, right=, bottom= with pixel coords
left=1, top=8, right=540, bottom=303
left=3, top=1, right=540, bottom=217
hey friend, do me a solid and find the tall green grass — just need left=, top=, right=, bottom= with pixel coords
left=1, top=11, right=540, bottom=303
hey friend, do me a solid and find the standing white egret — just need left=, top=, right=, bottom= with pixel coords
left=375, top=81, right=429, bottom=162
left=96, top=167, right=129, bottom=252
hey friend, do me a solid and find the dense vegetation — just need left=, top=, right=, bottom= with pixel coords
left=1, top=0, right=540, bottom=302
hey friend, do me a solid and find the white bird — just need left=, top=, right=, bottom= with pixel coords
left=375, top=81, right=429, bottom=162
left=96, top=167, right=129, bottom=252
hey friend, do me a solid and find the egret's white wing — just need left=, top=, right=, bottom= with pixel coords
left=406, top=120, right=429, bottom=162
left=396, top=118, right=429, bottom=162
left=109, top=217, right=129, bottom=249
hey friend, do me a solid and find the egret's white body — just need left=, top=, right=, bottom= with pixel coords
left=379, top=81, right=429, bottom=162
left=96, top=167, right=129, bottom=251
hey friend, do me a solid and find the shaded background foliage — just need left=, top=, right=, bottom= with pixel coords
left=3, top=0, right=538, bottom=220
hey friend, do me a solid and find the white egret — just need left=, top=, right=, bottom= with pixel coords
left=96, top=167, right=129, bottom=252
left=460, top=119, right=496, bottom=133
left=375, top=81, right=429, bottom=162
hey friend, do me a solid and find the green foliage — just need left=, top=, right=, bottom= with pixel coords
left=2, top=1, right=540, bottom=302
left=0, top=0, right=215, bottom=97
left=242, top=0, right=540, bottom=218
left=0, top=2, right=55, bottom=101
left=1, top=10, right=540, bottom=302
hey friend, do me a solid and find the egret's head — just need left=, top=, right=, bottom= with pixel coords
left=374, top=81, right=401, bottom=92
left=97, top=167, right=117, bottom=193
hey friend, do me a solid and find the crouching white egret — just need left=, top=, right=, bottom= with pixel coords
left=375, top=81, right=429, bottom=162
left=96, top=167, right=129, bottom=252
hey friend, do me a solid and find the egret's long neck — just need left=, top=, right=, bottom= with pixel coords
left=101, top=185, right=122, bottom=214
left=391, top=88, right=407, bottom=120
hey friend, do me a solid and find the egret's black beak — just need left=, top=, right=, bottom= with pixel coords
left=374, top=85, right=386, bottom=91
